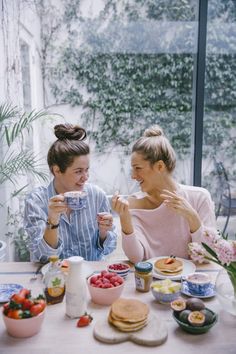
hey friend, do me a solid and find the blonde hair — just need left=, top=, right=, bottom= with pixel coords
left=132, top=125, right=176, bottom=172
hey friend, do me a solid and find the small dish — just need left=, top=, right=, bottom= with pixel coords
left=181, top=280, right=216, bottom=299
left=0, top=284, right=23, bottom=303
left=107, top=262, right=130, bottom=279
left=172, top=309, right=217, bottom=334
left=151, top=286, right=181, bottom=304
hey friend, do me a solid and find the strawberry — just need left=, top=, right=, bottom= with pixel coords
left=76, top=312, right=93, bottom=327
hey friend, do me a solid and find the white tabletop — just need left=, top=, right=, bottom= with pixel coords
left=0, top=261, right=235, bottom=354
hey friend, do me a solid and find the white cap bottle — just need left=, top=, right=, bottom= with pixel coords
left=65, top=256, right=87, bottom=318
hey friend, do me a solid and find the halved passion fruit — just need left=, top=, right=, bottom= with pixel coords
left=188, top=311, right=205, bottom=326
left=170, top=298, right=186, bottom=312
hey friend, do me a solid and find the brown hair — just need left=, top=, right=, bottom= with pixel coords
left=47, top=124, right=89, bottom=173
left=132, top=125, right=176, bottom=172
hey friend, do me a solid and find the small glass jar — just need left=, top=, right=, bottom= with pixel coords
left=134, top=262, right=153, bottom=292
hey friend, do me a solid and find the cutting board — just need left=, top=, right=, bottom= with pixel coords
left=93, top=314, right=168, bottom=347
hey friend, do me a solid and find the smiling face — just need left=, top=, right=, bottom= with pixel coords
left=53, top=155, right=90, bottom=194
left=131, top=152, right=168, bottom=194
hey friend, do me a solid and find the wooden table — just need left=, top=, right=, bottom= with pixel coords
left=0, top=261, right=236, bottom=354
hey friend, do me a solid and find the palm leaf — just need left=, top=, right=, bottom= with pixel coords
left=0, top=103, right=19, bottom=124
left=4, top=109, right=51, bottom=147
left=0, top=151, right=49, bottom=185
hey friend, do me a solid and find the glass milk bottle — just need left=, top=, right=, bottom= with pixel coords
left=65, top=256, right=87, bottom=318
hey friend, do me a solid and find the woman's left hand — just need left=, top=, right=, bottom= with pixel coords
left=160, top=189, right=201, bottom=233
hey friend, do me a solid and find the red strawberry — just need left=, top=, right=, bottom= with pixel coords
left=76, top=313, right=93, bottom=327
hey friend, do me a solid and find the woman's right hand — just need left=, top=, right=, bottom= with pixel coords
left=111, top=193, right=129, bottom=216
left=48, top=194, right=67, bottom=224
left=111, top=193, right=133, bottom=235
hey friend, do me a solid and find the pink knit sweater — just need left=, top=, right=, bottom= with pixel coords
left=122, top=184, right=217, bottom=263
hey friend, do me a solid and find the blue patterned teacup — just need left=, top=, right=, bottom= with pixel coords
left=185, top=272, right=211, bottom=296
left=64, top=191, right=87, bottom=210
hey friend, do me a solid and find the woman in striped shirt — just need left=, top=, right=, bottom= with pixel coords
left=24, top=124, right=117, bottom=262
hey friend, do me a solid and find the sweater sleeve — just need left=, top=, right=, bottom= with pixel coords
left=190, top=188, right=217, bottom=243
left=121, top=214, right=151, bottom=263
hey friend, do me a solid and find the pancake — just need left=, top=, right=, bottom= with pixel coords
left=110, top=298, right=149, bottom=322
left=154, top=257, right=183, bottom=275
left=108, top=312, right=148, bottom=332
left=108, top=298, right=149, bottom=332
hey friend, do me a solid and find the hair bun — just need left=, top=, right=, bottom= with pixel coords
left=143, top=125, right=164, bottom=138
left=54, top=124, right=86, bottom=141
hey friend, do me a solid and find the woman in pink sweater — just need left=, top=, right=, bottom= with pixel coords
left=112, top=125, right=217, bottom=264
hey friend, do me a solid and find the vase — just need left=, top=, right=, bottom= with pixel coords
left=215, top=268, right=236, bottom=316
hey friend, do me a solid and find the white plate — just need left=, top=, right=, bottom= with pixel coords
left=181, top=280, right=216, bottom=299
left=0, top=283, right=23, bottom=303
left=148, top=256, right=196, bottom=281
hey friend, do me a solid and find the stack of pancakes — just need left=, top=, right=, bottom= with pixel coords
left=108, top=298, right=149, bottom=332
left=154, top=257, right=183, bottom=276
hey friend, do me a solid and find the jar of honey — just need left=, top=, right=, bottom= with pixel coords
left=134, top=262, right=153, bottom=292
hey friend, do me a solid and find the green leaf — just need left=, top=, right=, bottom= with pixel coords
left=201, top=242, right=219, bottom=261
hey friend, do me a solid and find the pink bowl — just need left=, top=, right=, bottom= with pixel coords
left=2, top=309, right=45, bottom=338
left=87, top=275, right=124, bottom=305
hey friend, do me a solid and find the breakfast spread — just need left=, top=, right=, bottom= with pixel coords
left=108, top=298, right=149, bottom=332
left=154, top=257, right=183, bottom=275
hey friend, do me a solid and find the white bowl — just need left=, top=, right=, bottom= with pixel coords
left=151, top=279, right=181, bottom=304
left=107, top=262, right=130, bottom=279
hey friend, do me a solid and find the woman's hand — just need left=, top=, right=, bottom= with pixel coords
left=160, top=189, right=201, bottom=233
left=97, top=212, right=113, bottom=242
left=111, top=193, right=129, bottom=216
left=48, top=194, right=67, bottom=224
left=111, top=193, right=133, bottom=235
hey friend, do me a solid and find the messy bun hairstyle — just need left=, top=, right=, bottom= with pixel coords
left=132, top=125, right=176, bottom=172
left=47, top=124, right=89, bottom=173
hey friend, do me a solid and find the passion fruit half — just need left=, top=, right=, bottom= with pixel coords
left=186, top=297, right=205, bottom=311
left=188, top=311, right=205, bottom=326
left=170, top=298, right=186, bottom=312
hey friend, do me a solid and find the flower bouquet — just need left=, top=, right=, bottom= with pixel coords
left=189, top=229, right=236, bottom=297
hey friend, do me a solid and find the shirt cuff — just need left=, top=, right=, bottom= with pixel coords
left=97, top=231, right=113, bottom=251
left=191, top=225, right=203, bottom=243
left=41, top=237, right=63, bottom=254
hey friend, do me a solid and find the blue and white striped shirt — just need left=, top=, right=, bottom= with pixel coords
left=24, top=181, right=117, bottom=261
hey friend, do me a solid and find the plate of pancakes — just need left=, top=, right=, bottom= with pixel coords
left=148, top=256, right=196, bottom=280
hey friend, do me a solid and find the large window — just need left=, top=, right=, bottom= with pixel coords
left=202, top=0, right=236, bottom=235
left=47, top=0, right=199, bottom=193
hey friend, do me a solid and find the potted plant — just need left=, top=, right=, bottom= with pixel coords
left=0, top=102, right=56, bottom=260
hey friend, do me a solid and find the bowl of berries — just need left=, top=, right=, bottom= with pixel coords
left=107, top=262, right=130, bottom=279
left=87, top=270, right=125, bottom=305
left=2, top=287, right=46, bottom=338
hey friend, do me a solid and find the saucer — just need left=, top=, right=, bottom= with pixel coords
left=181, top=280, right=216, bottom=298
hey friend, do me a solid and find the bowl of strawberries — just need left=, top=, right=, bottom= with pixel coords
left=2, top=287, right=46, bottom=338
left=87, top=270, right=124, bottom=305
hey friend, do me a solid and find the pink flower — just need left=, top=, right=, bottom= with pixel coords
left=215, top=239, right=235, bottom=266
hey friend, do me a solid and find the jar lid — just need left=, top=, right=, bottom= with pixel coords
left=135, top=261, right=153, bottom=273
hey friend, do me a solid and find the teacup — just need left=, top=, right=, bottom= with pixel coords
left=64, top=191, right=87, bottom=210
left=184, top=272, right=211, bottom=296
